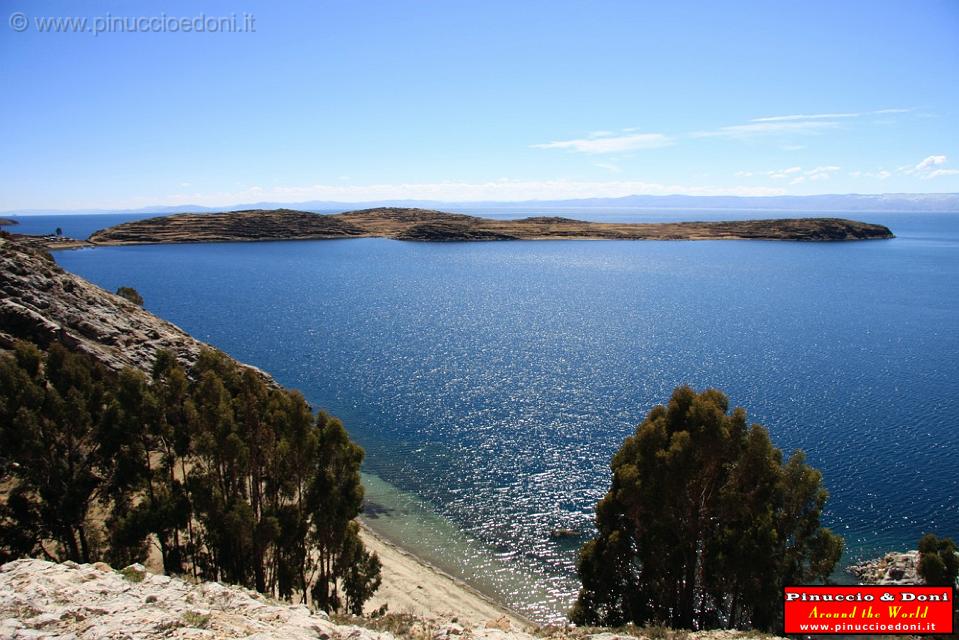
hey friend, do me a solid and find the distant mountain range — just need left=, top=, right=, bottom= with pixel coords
left=4, top=192, right=959, bottom=216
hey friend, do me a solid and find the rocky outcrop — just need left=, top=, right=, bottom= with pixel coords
left=85, top=207, right=895, bottom=246
left=847, top=551, right=921, bottom=585
left=0, top=236, right=268, bottom=379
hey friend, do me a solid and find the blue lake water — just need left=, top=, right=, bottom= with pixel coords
left=17, top=209, right=959, bottom=621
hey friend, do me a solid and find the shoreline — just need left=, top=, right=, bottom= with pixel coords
left=358, top=519, right=536, bottom=629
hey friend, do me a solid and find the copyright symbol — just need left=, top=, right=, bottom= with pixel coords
left=9, top=12, right=28, bottom=32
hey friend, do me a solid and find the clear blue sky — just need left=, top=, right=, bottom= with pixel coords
left=1, top=0, right=957, bottom=210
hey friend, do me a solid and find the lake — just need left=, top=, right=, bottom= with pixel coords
left=17, top=209, right=959, bottom=622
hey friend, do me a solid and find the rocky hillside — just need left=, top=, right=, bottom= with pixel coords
left=0, top=236, right=266, bottom=378
left=89, top=209, right=368, bottom=244
left=0, top=559, right=788, bottom=640
left=0, top=558, right=387, bottom=640
left=86, top=207, right=895, bottom=245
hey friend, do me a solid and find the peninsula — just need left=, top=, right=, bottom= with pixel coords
left=85, top=207, right=894, bottom=245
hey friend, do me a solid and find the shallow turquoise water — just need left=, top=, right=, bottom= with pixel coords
left=42, top=210, right=959, bottom=621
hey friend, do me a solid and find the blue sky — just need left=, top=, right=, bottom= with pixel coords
left=1, top=0, right=957, bottom=210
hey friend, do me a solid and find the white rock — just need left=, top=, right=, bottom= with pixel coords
left=0, top=559, right=347, bottom=639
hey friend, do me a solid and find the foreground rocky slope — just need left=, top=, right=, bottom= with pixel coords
left=0, top=559, right=788, bottom=640
left=86, top=207, right=894, bottom=245
left=0, top=558, right=383, bottom=640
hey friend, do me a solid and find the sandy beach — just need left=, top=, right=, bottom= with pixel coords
left=358, top=523, right=532, bottom=629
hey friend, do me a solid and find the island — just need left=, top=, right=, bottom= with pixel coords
left=0, top=218, right=18, bottom=227
left=85, top=207, right=894, bottom=245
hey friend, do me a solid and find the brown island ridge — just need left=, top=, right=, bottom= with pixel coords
left=85, top=207, right=894, bottom=245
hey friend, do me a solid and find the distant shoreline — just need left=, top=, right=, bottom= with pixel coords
left=4, top=191, right=958, bottom=216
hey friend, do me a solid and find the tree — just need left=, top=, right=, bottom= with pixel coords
left=572, top=386, right=843, bottom=632
left=918, top=534, right=959, bottom=587
left=308, top=411, right=369, bottom=611
left=0, top=342, right=111, bottom=563
left=339, top=521, right=383, bottom=615
left=0, top=340, right=380, bottom=614
left=115, top=286, right=144, bottom=306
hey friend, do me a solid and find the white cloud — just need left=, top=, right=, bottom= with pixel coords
left=535, top=107, right=913, bottom=154
left=806, top=165, right=841, bottom=181
left=693, top=108, right=911, bottom=140
left=531, top=132, right=673, bottom=154
left=753, top=112, right=864, bottom=123
left=741, top=165, right=842, bottom=181
left=927, top=168, right=959, bottom=179
left=691, top=120, right=839, bottom=139
left=849, top=155, right=957, bottom=181
left=916, top=155, right=947, bottom=171
left=752, top=108, right=911, bottom=122
left=897, top=155, right=954, bottom=178
left=767, top=166, right=803, bottom=179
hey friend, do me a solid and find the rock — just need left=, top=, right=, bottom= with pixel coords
left=548, top=529, right=579, bottom=539
left=485, top=615, right=511, bottom=631
left=434, top=622, right=464, bottom=638
left=848, top=550, right=921, bottom=585
left=121, top=564, right=148, bottom=582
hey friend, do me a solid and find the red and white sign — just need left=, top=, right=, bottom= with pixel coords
left=784, top=586, right=955, bottom=635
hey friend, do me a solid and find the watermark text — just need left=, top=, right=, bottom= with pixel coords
left=8, top=12, right=256, bottom=35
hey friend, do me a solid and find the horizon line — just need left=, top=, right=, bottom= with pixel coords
left=3, top=191, right=959, bottom=216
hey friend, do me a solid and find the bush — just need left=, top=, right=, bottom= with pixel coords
left=918, top=533, right=959, bottom=586
left=115, top=286, right=144, bottom=306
